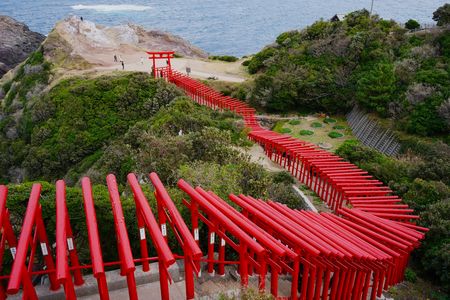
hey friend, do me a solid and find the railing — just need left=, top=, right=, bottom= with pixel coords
left=0, top=174, right=200, bottom=300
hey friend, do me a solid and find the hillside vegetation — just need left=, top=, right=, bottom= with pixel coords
left=245, top=9, right=450, bottom=140
left=0, top=50, right=304, bottom=272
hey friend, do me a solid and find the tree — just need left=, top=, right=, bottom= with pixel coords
left=355, top=63, right=397, bottom=115
left=433, top=3, right=450, bottom=26
left=405, top=19, right=420, bottom=30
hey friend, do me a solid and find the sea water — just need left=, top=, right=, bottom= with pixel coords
left=0, top=0, right=447, bottom=56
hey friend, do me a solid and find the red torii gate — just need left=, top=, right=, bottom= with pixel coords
left=146, top=51, right=174, bottom=79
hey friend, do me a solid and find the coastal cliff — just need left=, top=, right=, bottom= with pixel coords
left=0, top=16, right=45, bottom=77
left=48, top=16, right=208, bottom=68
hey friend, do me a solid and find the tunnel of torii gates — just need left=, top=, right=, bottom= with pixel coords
left=0, top=52, right=428, bottom=300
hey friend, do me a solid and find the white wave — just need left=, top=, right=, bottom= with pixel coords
left=71, top=4, right=152, bottom=12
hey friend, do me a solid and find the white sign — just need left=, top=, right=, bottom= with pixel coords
left=40, top=243, right=48, bottom=256
left=161, top=224, right=167, bottom=236
left=10, top=247, right=16, bottom=259
left=140, top=228, right=146, bottom=240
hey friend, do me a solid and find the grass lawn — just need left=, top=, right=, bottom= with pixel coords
left=273, top=115, right=354, bottom=152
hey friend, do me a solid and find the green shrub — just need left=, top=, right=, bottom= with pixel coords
left=328, top=131, right=344, bottom=138
left=404, top=268, right=418, bottom=283
left=279, top=128, right=292, bottom=133
left=418, top=199, right=450, bottom=291
left=272, top=171, right=295, bottom=184
left=280, top=128, right=292, bottom=133
left=299, top=130, right=314, bottom=135
left=289, top=119, right=301, bottom=125
left=311, top=122, right=322, bottom=128
left=405, top=19, right=420, bottom=30
left=242, top=60, right=251, bottom=66
left=323, top=118, right=337, bottom=124
left=209, top=55, right=239, bottom=62
left=333, top=125, right=346, bottom=130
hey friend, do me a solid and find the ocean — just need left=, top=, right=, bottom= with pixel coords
left=0, top=0, right=447, bottom=56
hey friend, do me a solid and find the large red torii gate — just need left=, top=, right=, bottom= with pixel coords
left=146, top=51, right=174, bottom=79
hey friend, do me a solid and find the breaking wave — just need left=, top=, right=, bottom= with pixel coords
left=71, top=4, right=152, bottom=12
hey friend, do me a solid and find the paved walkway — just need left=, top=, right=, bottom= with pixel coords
left=79, top=280, right=186, bottom=300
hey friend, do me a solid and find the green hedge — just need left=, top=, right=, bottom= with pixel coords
left=328, top=131, right=344, bottom=138
left=299, top=130, right=314, bottom=136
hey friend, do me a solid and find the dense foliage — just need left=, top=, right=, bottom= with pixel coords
left=1, top=70, right=184, bottom=183
left=1, top=75, right=305, bottom=274
left=0, top=55, right=306, bottom=272
left=433, top=3, right=450, bottom=26
left=244, top=9, right=450, bottom=139
left=336, top=139, right=450, bottom=291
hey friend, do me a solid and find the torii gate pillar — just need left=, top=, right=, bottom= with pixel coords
left=146, top=51, right=175, bottom=79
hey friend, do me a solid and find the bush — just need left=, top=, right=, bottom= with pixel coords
left=405, top=19, right=420, bottom=30
left=311, top=122, right=322, bottom=128
left=328, top=131, right=344, bottom=138
left=323, top=118, right=337, bottom=124
left=333, top=125, right=346, bottom=130
left=268, top=183, right=305, bottom=209
left=418, top=199, right=450, bottom=291
left=299, top=130, right=314, bottom=135
left=242, top=60, right=251, bottom=66
left=289, top=119, right=301, bottom=125
left=280, top=128, right=292, bottom=133
left=20, top=74, right=177, bottom=181
left=272, top=171, right=295, bottom=184
left=405, top=268, right=418, bottom=283
left=209, top=55, right=239, bottom=62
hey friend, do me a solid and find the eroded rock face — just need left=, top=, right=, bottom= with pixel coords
left=55, top=16, right=208, bottom=61
left=0, top=15, right=45, bottom=77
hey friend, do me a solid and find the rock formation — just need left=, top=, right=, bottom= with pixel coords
left=0, top=16, right=45, bottom=77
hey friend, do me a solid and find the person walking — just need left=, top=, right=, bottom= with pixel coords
left=114, top=54, right=117, bottom=62
left=80, top=16, right=84, bottom=22
left=121, top=61, right=125, bottom=70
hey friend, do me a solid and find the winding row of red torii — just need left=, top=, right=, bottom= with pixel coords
left=0, top=52, right=427, bottom=299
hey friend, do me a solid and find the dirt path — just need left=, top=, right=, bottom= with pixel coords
left=242, top=144, right=285, bottom=172
left=94, top=55, right=248, bottom=83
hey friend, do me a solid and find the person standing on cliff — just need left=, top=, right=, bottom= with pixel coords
left=114, top=54, right=117, bottom=62
left=80, top=16, right=84, bottom=22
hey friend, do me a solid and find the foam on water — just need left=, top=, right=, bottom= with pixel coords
left=71, top=4, right=152, bottom=12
